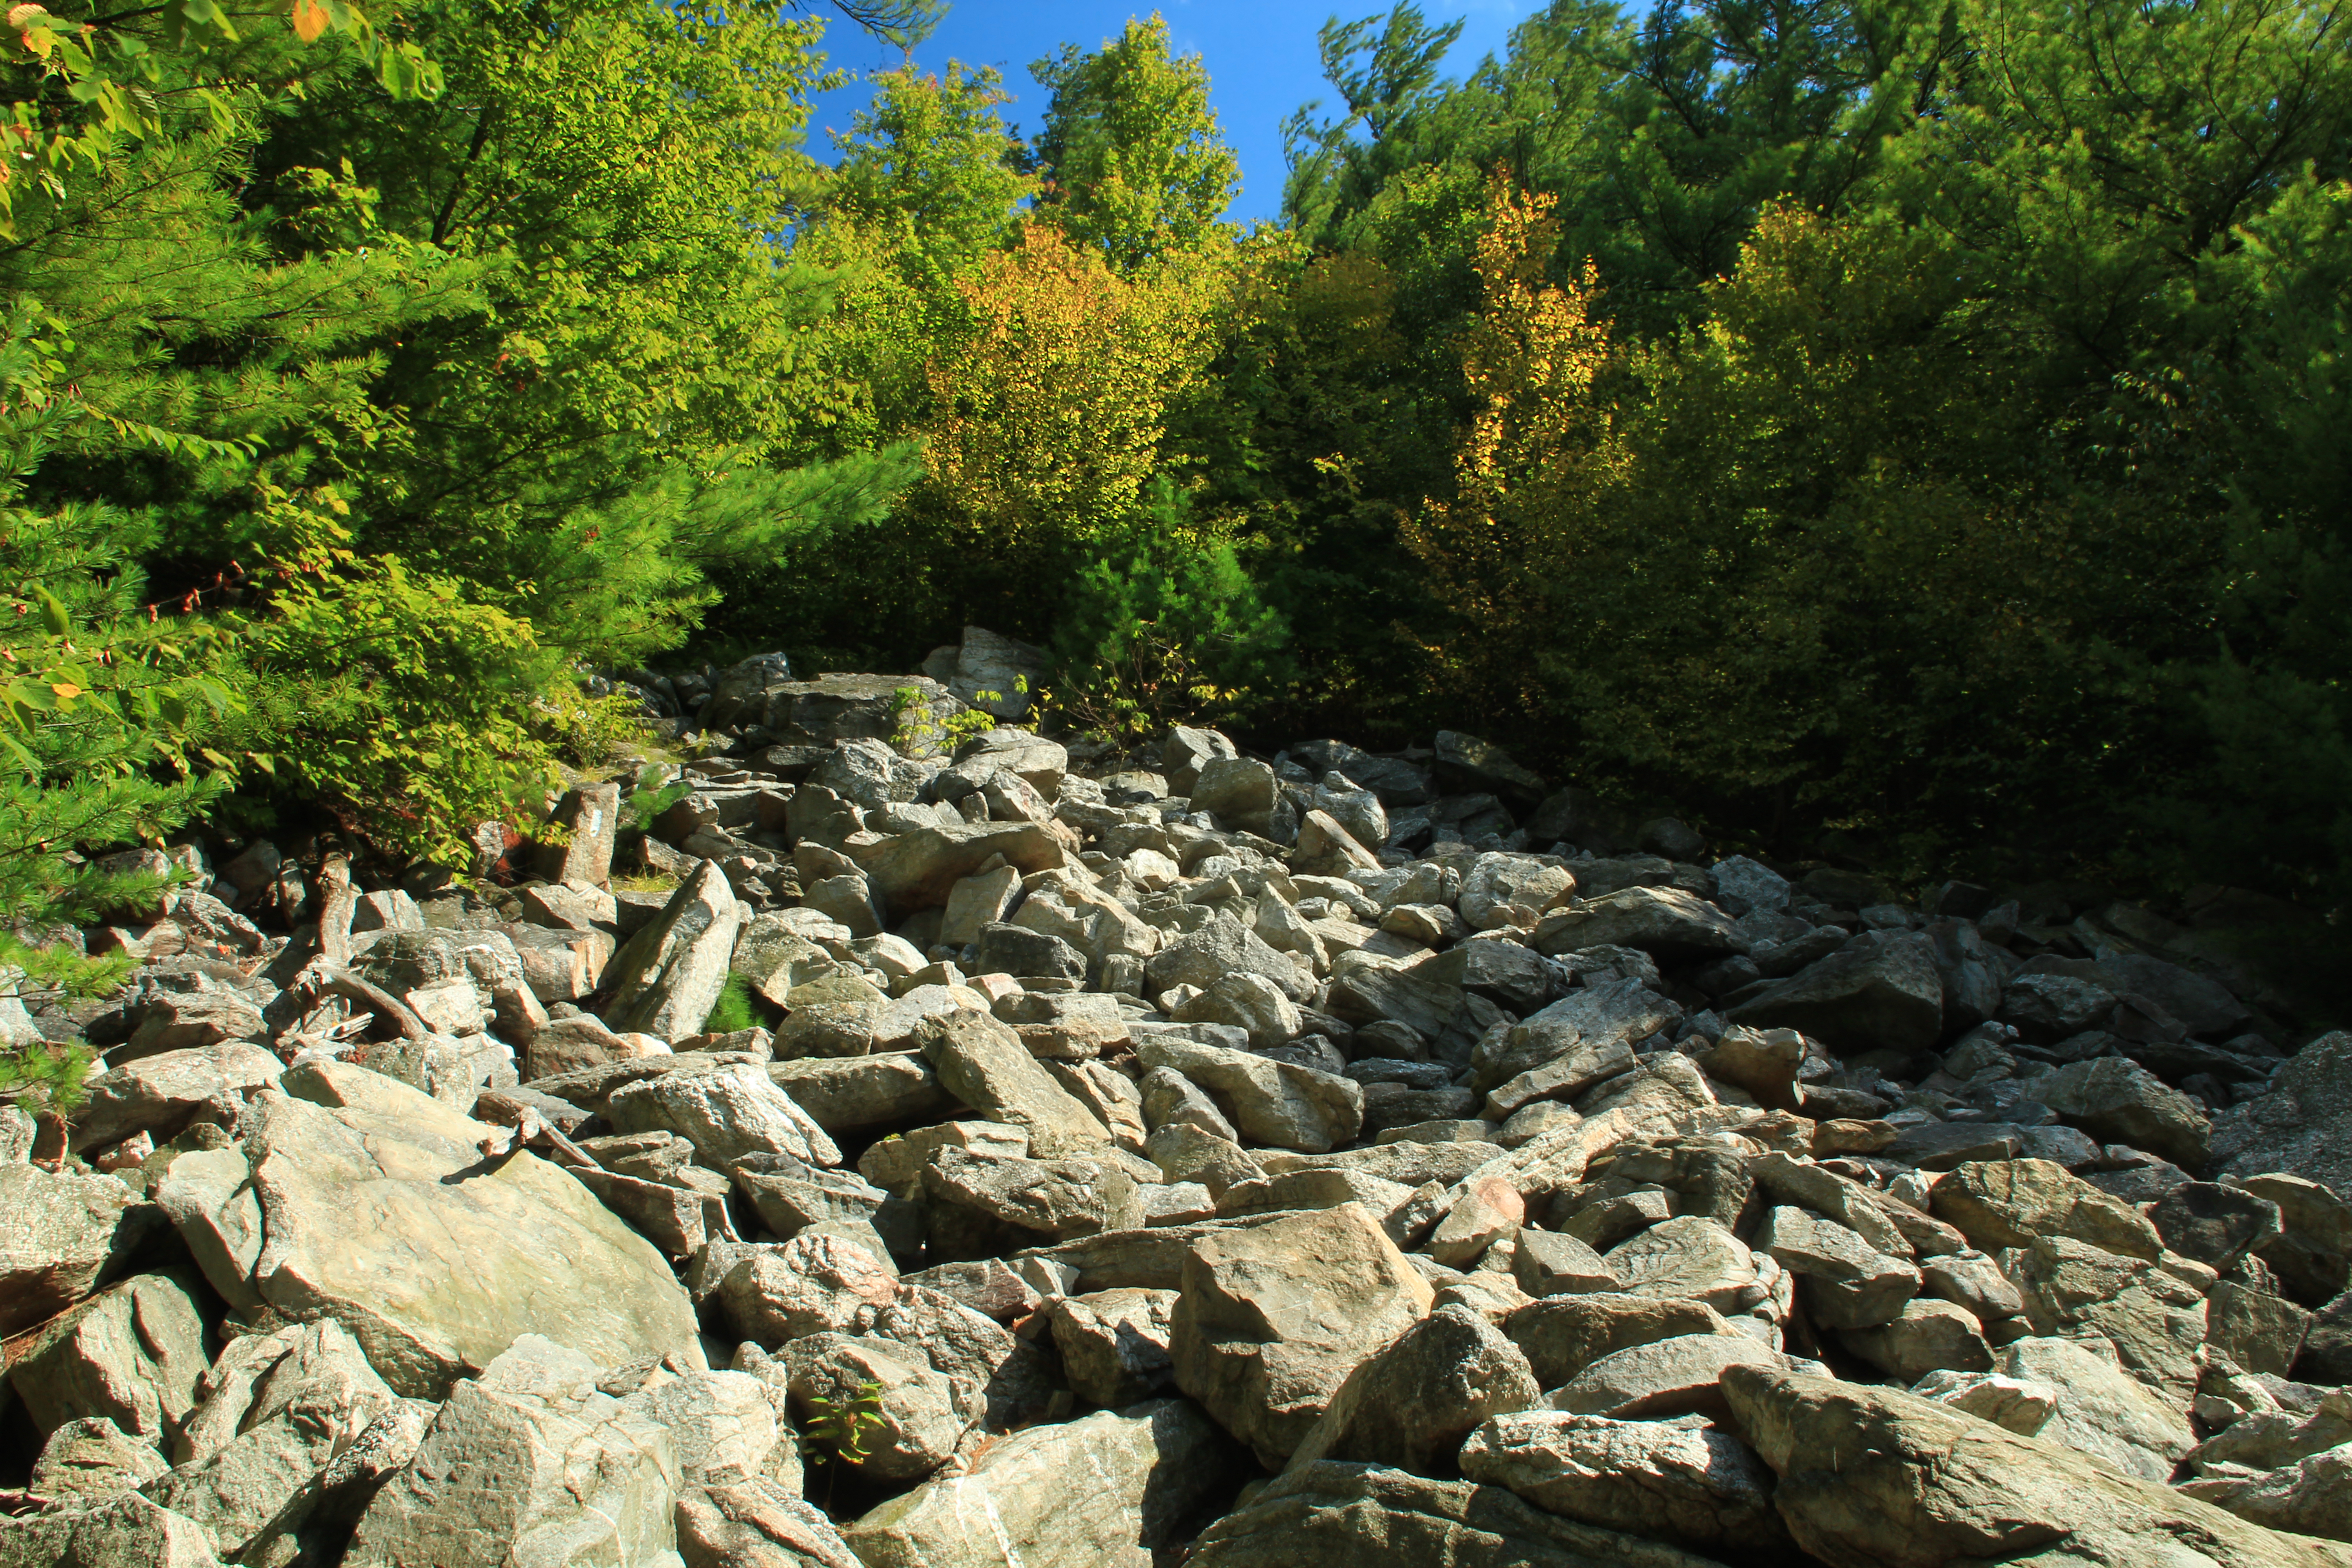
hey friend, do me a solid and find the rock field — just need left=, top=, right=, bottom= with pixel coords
left=8, top=646, right=2352, bottom=1567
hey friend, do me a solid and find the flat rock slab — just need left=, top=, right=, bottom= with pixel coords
left=157, top=1059, right=701, bottom=1399
left=842, top=1399, right=1245, bottom=1568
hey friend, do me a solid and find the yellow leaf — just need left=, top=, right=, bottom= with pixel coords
left=49, top=681, right=80, bottom=700
left=290, top=0, right=328, bottom=42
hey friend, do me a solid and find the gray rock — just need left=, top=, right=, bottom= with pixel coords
left=537, top=781, right=621, bottom=887
left=676, top=1476, right=862, bottom=1568
left=2155, top=1182, right=2283, bottom=1270
left=841, top=1400, right=1245, bottom=1568
left=850, top=820, right=1075, bottom=912
left=2207, top=1446, right=2352, bottom=1546
left=603, top=858, right=745, bottom=1041
left=916, top=1006, right=1113, bottom=1156
left=606, top=1060, right=840, bottom=1169
left=1184, top=1460, right=1738, bottom=1568
left=72, top=1048, right=284, bottom=1161
left=971, top=921, right=1088, bottom=982
left=1755, top=1205, right=1920, bottom=1328
left=116, top=991, right=267, bottom=1063
left=766, top=1054, right=954, bottom=1134
left=0, top=1162, right=149, bottom=1337
left=702, top=1231, right=902, bottom=1348
left=1602, top=1217, right=1760, bottom=1314
left=2208, top=1279, right=2311, bottom=1379
left=2038, top=1054, right=2213, bottom=1170
left=1470, top=977, right=1671, bottom=1096
left=2212, top=1032, right=2352, bottom=1196
left=1727, top=930, right=1943, bottom=1058
left=922, top=1146, right=1144, bottom=1240
left=2235, top=1173, right=2352, bottom=1308
left=1169, top=1202, right=1436, bottom=1466
left=1459, top=1411, right=1791, bottom=1559
left=778, top=1332, right=970, bottom=1480
left=1722, top=1364, right=2343, bottom=1568
left=2009, top=1234, right=2209, bottom=1409
left=2000, top=971, right=2118, bottom=1043
left=1049, top=1288, right=1179, bottom=1407
left=1908, top=1368, right=2058, bottom=1435
left=1840, top=1298, right=1993, bottom=1382
left=1286, top=1303, right=1541, bottom=1475
left=1191, top=756, right=1280, bottom=833
left=160, top=1060, right=702, bottom=1400
left=146, top=1318, right=400, bottom=1561
left=1146, top=917, right=1313, bottom=1004
left=1514, top=1230, right=1620, bottom=1298
left=861, top=1284, right=1059, bottom=1431
left=1998, top=1333, right=2195, bottom=1481
left=1504, top=1294, right=1736, bottom=1389
left=0, top=1493, right=223, bottom=1567
left=1135, top=1033, right=1362, bottom=1154
left=1928, top=1158, right=2163, bottom=1259
left=772, top=974, right=888, bottom=1058
left=344, top=1335, right=680, bottom=1567
left=4, top=1270, right=212, bottom=1441
left=622, top=1368, right=782, bottom=1490
left=1171, top=972, right=1302, bottom=1050
left=29, top=1416, right=171, bottom=1500
left=1533, top=887, right=1745, bottom=961
left=1549, top=1333, right=1793, bottom=1422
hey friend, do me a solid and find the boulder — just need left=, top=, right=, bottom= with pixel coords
left=536, top=781, right=621, bottom=887
left=850, top=821, right=1073, bottom=912
left=1602, top=1217, right=1760, bottom=1314
left=767, top=1054, right=955, bottom=1134
left=605, top=1060, right=840, bottom=1169
left=675, top=1478, right=862, bottom=1568
left=602, top=858, right=745, bottom=1041
left=157, top=1060, right=702, bottom=1400
left=2152, top=1181, right=2283, bottom=1270
left=921, top=1146, right=1144, bottom=1240
left=1184, top=1460, right=1735, bottom=1568
left=1533, top=888, right=1745, bottom=961
left=344, top=1336, right=680, bottom=1566
left=1504, top=1294, right=1736, bottom=1389
left=2211, top=1032, right=2352, bottom=1195
left=1928, top=1158, right=2163, bottom=1259
left=0, top=1494, right=224, bottom=1567
left=114, top=993, right=267, bottom=1065
left=4, top=1269, right=212, bottom=1441
left=0, top=1162, right=149, bottom=1337
left=777, top=1332, right=970, bottom=1480
left=1146, top=917, right=1314, bottom=1005
left=1168, top=1202, right=1436, bottom=1466
left=1135, top=1034, right=1362, bottom=1154
left=1721, top=1364, right=2347, bottom=1568
left=916, top=1006, right=1113, bottom=1157
left=840, top=1399, right=1245, bottom=1568
left=1727, top=931, right=1943, bottom=1058
left=28, top=1416, right=172, bottom=1500
left=1996, top=1334, right=2194, bottom=1482
left=2037, top=1054, right=2213, bottom=1170
left=145, top=1318, right=401, bottom=1562
left=1548, top=1333, right=1793, bottom=1422
left=1755, top=1205, right=1920, bottom=1328
left=68, top=1042, right=281, bottom=1155
left=1286, top=1303, right=1543, bottom=1475
left=1840, top=1299, right=1993, bottom=1382
left=1459, top=1411, right=1791, bottom=1559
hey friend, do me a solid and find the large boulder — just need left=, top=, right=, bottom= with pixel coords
left=156, top=1059, right=702, bottom=1399
left=602, top=859, right=745, bottom=1042
left=1533, top=888, right=1745, bottom=962
left=4, top=1270, right=213, bottom=1441
left=1727, top=931, right=1943, bottom=1058
left=67, top=1043, right=281, bottom=1155
left=344, top=1336, right=681, bottom=1566
left=1134, top=1034, right=1362, bottom=1154
left=0, top=1494, right=224, bottom=1567
left=1286, top=1304, right=1542, bottom=1475
left=1928, top=1159, right=2164, bottom=1259
left=2037, top=1054, right=2213, bottom=1171
left=1183, top=1461, right=1735, bottom=1568
left=0, top=1162, right=150, bottom=1337
left=1721, top=1364, right=2347, bottom=1568
left=1460, top=1411, right=1792, bottom=1560
left=915, top=1007, right=1113, bottom=1157
left=1169, top=1202, right=1436, bottom=1466
left=840, top=1400, right=1245, bottom=1568
left=851, top=820, right=1074, bottom=912
left=603, top=1060, right=840, bottom=1169
left=2211, top=1032, right=2352, bottom=1194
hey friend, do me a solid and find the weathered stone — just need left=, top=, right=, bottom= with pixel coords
left=2154, top=1181, right=2283, bottom=1270
left=116, top=993, right=267, bottom=1064
left=2000, top=971, right=2118, bottom=1043
left=2008, top=1234, right=2210, bottom=1410
left=1146, top=917, right=1313, bottom=1005
left=159, top=1061, right=701, bottom=1400
left=1534, top=887, right=1745, bottom=961
left=603, top=858, right=745, bottom=1041
left=29, top=1415, right=172, bottom=1500
left=1909, top=1368, right=2058, bottom=1436
left=4, top=1270, right=212, bottom=1441
left=1727, top=931, right=1942, bottom=1058
left=606, top=1060, right=839, bottom=1168
left=1756, top=1205, right=1920, bottom=1328
left=0, top=1493, right=224, bottom=1567
left=923, top=1146, right=1143, bottom=1240
left=1171, top=971, right=1302, bottom=1050
left=0, top=1162, right=147, bottom=1338
left=1514, top=1229, right=1620, bottom=1298
left=1049, top=1289, right=1179, bottom=1408
left=2037, top=1054, right=2213, bottom=1170
left=916, top=1006, right=1112, bottom=1156
left=1168, top=1202, right=1436, bottom=1466
left=703, top=1232, right=902, bottom=1348
left=778, top=1332, right=969, bottom=1480
left=1930, top=1158, right=2164, bottom=1259
left=1286, top=1303, right=1540, bottom=1476
left=1135, top=1034, right=1362, bottom=1154
left=850, top=820, right=1073, bottom=912
left=1841, top=1298, right=1993, bottom=1382
left=1548, top=1333, right=1793, bottom=1422
left=68, top=1042, right=281, bottom=1155
left=1722, top=1365, right=2345, bottom=1568
left=2207, top=1279, right=2311, bottom=1379
left=344, top=1335, right=680, bottom=1567
left=1504, top=1294, right=1735, bottom=1389
left=1459, top=1411, right=1790, bottom=1558
left=537, top=781, right=621, bottom=887
left=841, top=1400, right=1245, bottom=1568
left=771, top=973, right=888, bottom=1060
left=1603, top=1217, right=1760, bottom=1314
left=1996, top=1333, right=2195, bottom=1481
left=1184, top=1461, right=1737, bottom=1568
left=767, top=1054, right=953, bottom=1134
left=146, top=1318, right=400, bottom=1561
left=1695, top=1025, right=1805, bottom=1111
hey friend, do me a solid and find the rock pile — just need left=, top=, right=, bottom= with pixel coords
left=8, top=648, right=2352, bottom=1566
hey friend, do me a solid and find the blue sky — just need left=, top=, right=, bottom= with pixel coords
left=802, top=0, right=1529, bottom=226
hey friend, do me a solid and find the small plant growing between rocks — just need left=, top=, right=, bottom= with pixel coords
left=618, top=764, right=690, bottom=834
left=700, top=973, right=759, bottom=1035
left=890, top=681, right=1020, bottom=754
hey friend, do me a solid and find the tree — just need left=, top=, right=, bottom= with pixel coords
left=1026, top=14, right=1240, bottom=273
